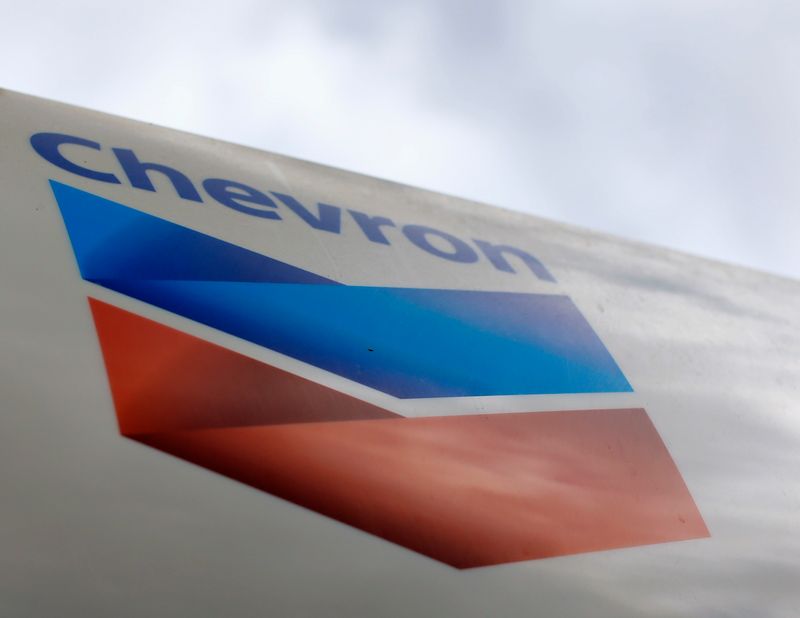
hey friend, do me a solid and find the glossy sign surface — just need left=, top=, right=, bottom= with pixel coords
left=5, top=91, right=800, bottom=617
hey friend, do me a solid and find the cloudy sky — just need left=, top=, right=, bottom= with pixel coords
left=3, top=1, right=799, bottom=278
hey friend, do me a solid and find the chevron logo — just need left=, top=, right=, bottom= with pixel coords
left=51, top=180, right=708, bottom=568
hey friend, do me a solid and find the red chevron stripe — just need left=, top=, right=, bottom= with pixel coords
left=89, top=298, right=708, bottom=568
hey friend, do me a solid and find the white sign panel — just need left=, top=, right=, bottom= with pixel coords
left=1, top=89, right=799, bottom=616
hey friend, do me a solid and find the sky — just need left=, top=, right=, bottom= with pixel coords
left=2, top=0, right=800, bottom=279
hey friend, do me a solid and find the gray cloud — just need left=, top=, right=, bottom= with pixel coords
left=2, top=0, right=799, bottom=278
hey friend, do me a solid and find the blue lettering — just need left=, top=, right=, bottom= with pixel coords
left=30, top=132, right=556, bottom=281
left=403, top=225, right=478, bottom=263
left=271, top=192, right=341, bottom=233
left=474, top=239, right=555, bottom=282
left=113, top=148, right=202, bottom=202
left=203, top=178, right=281, bottom=220
left=30, top=133, right=120, bottom=184
left=348, top=210, right=395, bottom=244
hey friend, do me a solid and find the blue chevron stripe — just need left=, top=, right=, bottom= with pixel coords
left=52, top=180, right=632, bottom=399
